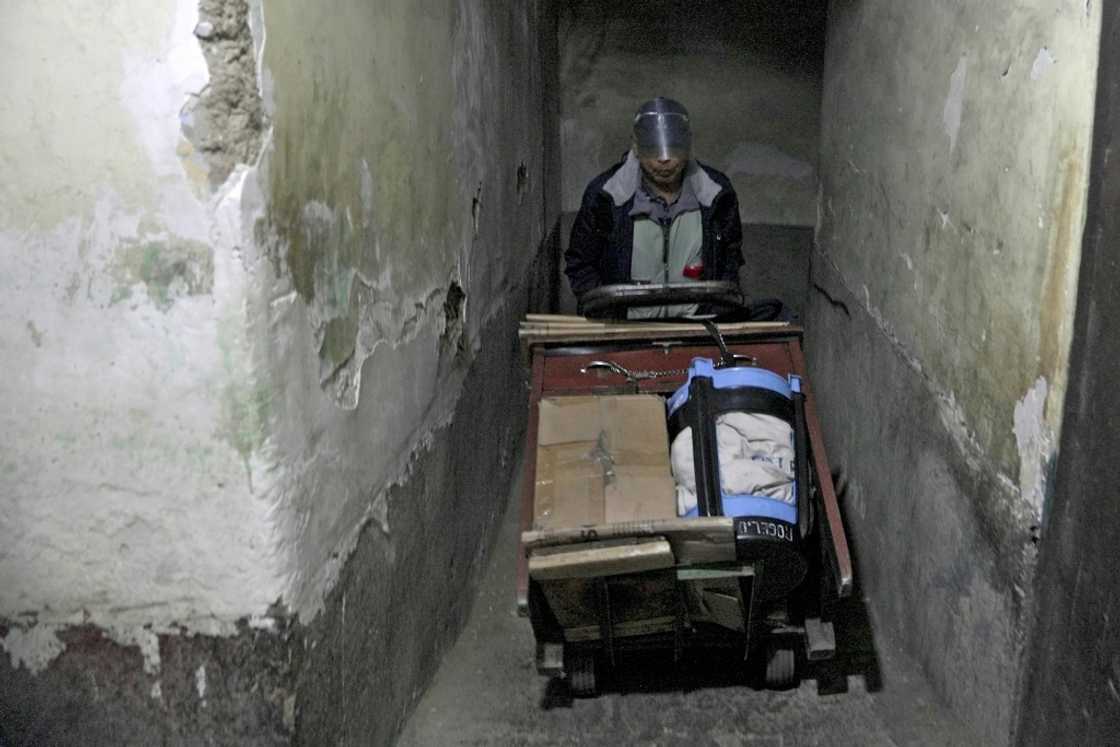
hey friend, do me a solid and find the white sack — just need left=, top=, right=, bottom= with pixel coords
left=670, top=412, right=795, bottom=516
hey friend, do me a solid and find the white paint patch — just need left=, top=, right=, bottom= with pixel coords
left=1031, top=47, right=1056, bottom=81
left=723, top=142, right=814, bottom=181
left=109, top=625, right=162, bottom=675
left=1, top=625, right=65, bottom=674
left=943, top=55, right=968, bottom=154
left=150, top=680, right=163, bottom=701
left=1013, top=377, right=1052, bottom=518
left=195, top=663, right=208, bottom=699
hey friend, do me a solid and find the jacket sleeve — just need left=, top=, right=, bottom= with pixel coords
left=565, top=185, right=610, bottom=297
left=714, top=188, right=745, bottom=283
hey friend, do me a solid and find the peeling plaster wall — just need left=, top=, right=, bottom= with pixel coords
left=0, top=0, right=283, bottom=640
left=558, top=0, right=825, bottom=226
left=253, top=1, right=557, bottom=739
left=257, top=0, right=552, bottom=622
left=2, top=0, right=557, bottom=739
left=810, top=1, right=1100, bottom=743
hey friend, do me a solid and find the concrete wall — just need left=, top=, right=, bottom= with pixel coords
left=558, top=0, right=825, bottom=226
left=0, top=0, right=558, bottom=741
left=1018, top=5, right=1120, bottom=741
left=809, top=1, right=1100, bottom=743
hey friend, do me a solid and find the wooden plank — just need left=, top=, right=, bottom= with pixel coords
left=519, top=321, right=796, bottom=346
left=676, top=564, right=753, bottom=581
left=519, top=321, right=793, bottom=336
left=789, top=341, right=853, bottom=598
left=522, top=516, right=732, bottom=549
left=517, top=353, right=546, bottom=615
left=564, top=617, right=677, bottom=642
left=529, top=539, right=675, bottom=581
left=522, top=516, right=736, bottom=566
left=525, top=313, right=588, bottom=323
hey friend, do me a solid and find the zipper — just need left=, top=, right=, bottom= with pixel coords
left=661, top=219, right=671, bottom=282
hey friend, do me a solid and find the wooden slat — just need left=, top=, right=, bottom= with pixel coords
left=519, top=320, right=794, bottom=346
left=522, top=517, right=736, bottom=566
left=564, top=617, right=677, bottom=642
left=516, top=353, right=546, bottom=615
left=529, top=539, right=675, bottom=581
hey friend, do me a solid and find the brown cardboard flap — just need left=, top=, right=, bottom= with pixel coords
left=534, top=395, right=675, bottom=530
left=534, top=442, right=605, bottom=528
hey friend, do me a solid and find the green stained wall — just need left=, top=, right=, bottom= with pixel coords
left=255, top=0, right=553, bottom=616
left=810, top=1, right=1101, bottom=742
left=818, top=0, right=1098, bottom=489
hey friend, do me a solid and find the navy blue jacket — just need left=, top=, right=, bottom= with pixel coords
left=565, top=154, right=744, bottom=297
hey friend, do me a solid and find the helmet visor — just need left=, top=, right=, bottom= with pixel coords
left=633, top=111, right=692, bottom=161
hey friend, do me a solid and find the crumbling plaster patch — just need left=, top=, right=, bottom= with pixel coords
left=1, top=625, right=66, bottom=675
left=180, top=0, right=267, bottom=189
left=943, top=55, right=967, bottom=154
left=1013, top=377, right=1053, bottom=522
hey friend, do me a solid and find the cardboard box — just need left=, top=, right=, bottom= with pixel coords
left=533, top=395, right=676, bottom=529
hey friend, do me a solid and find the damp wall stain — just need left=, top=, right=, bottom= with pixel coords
left=110, top=239, right=215, bottom=310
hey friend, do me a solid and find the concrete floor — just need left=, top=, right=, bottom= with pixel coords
left=399, top=468, right=973, bottom=747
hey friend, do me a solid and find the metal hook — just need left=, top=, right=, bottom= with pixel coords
left=580, top=360, right=638, bottom=382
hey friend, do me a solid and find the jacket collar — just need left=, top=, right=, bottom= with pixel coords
left=602, top=150, right=722, bottom=208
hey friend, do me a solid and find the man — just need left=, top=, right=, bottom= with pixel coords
left=565, top=97, right=744, bottom=317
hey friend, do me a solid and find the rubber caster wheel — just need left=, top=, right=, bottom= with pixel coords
left=764, top=645, right=798, bottom=690
left=568, top=653, right=597, bottom=697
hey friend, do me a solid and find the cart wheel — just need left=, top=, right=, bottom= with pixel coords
left=764, top=645, right=798, bottom=690
left=568, top=653, right=597, bottom=697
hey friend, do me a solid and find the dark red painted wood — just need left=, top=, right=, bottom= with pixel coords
left=789, top=341, right=853, bottom=597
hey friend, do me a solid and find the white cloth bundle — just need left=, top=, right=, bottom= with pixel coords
left=670, top=412, right=795, bottom=516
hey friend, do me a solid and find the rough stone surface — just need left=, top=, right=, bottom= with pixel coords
left=181, top=0, right=266, bottom=189
left=1017, top=5, right=1120, bottom=742
left=0, top=620, right=299, bottom=746
left=559, top=0, right=826, bottom=225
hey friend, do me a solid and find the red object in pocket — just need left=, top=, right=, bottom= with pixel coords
left=682, top=263, right=704, bottom=279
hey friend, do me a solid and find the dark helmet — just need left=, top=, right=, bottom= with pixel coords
left=632, top=97, right=692, bottom=161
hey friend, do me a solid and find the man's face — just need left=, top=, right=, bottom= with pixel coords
left=637, top=152, right=688, bottom=191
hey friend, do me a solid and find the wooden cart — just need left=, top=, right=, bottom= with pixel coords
left=517, top=304, right=852, bottom=694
